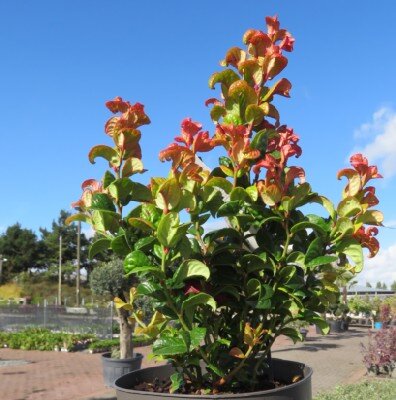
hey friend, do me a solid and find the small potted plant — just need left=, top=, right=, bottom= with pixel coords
left=89, top=258, right=143, bottom=387
left=325, top=303, right=351, bottom=333
left=68, top=15, right=383, bottom=400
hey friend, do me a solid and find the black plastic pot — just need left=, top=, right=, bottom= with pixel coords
left=102, top=352, right=143, bottom=388
left=115, top=358, right=312, bottom=400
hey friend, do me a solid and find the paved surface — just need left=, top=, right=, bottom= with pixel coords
left=0, top=326, right=369, bottom=399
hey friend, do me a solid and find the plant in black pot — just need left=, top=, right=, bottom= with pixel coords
left=326, top=302, right=351, bottom=333
left=67, top=15, right=383, bottom=400
left=89, top=258, right=144, bottom=387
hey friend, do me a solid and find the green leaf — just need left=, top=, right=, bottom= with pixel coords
left=124, top=250, right=151, bottom=274
left=90, top=193, right=116, bottom=212
left=286, top=251, right=305, bottom=267
left=246, top=278, right=261, bottom=297
left=312, top=317, right=330, bottom=335
left=209, top=69, right=240, bottom=89
left=190, top=327, right=206, bottom=348
left=305, top=237, right=324, bottom=265
left=155, top=178, right=182, bottom=211
left=227, top=80, right=257, bottom=108
left=333, top=217, right=354, bottom=240
left=205, top=177, right=233, bottom=194
left=355, top=210, right=384, bottom=226
left=230, top=187, right=249, bottom=202
left=129, top=182, right=152, bottom=202
left=134, top=237, right=157, bottom=252
left=173, top=260, right=210, bottom=285
left=311, top=195, right=336, bottom=220
left=210, top=105, right=226, bottom=122
left=91, top=210, right=120, bottom=233
left=88, top=145, right=119, bottom=165
left=256, top=284, right=274, bottom=309
left=65, top=213, right=90, bottom=225
left=157, top=212, right=189, bottom=248
left=108, top=178, right=134, bottom=205
left=182, top=293, right=216, bottom=324
left=217, top=200, right=241, bottom=217
left=103, top=171, right=116, bottom=189
left=290, top=221, right=326, bottom=236
left=121, top=157, right=145, bottom=177
left=128, top=217, right=154, bottom=232
left=306, top=255, right=338, bottom=269
left=89, top=238, right=111, bottom=259
left=111, top=235, right=131, bottom=257
left=336, top=238, right=364, bottom=272
left=337, top=197, right=362, bottom=218
left=153, top=335, right=188, bottom=356
left=169, top=372, right=184, bottom=394
left=250, top=129, right=274, bottom=153
left=157, top=212, right=179, bottom=247
left=245, top=104, right=264, bottom=125
left=245, top=185, right=258, bottom=202
left=278, top=327, right=302, bottom=343
left=240, top=254, right=272, bottom=273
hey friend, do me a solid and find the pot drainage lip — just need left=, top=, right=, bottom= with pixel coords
left=0, top=359, right=31, bottom=367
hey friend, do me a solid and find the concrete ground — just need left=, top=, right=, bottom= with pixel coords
left=0, top=326, right=369, bottom=400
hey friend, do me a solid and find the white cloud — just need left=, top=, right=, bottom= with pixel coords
left=358, top=243, right=396, bottom=286
left=353, top=107, right=396, bottom=179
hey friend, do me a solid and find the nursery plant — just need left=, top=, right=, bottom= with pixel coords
left=68, top=15, right=383, bottom=395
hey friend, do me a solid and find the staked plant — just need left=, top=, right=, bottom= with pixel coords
left=68, top=16, right=383, bottom=394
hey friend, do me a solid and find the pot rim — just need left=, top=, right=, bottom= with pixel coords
left=102, top=352, right=144, bottom=361
left=115, top=359, right=313, bottom=398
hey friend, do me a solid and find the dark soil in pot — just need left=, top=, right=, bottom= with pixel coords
left=102, top=352, right=143, bottom=388
left=115, top=358, right=312, bottom=400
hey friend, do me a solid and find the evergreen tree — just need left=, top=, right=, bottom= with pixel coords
left=391, top=281, right=396, bottom=292
left=376, top=281, right=382, bottom=289
left=0, top=223, right=42, bottom=282
left=366, top=281, right=372, bottom=288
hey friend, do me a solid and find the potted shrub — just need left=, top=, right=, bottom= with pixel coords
left=89, top=257, right=143, bottom=387
left=67, top=15, right=383, bottom=399
left=325, top=303, right=351, bottom=333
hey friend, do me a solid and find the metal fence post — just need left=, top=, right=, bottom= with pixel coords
left=110, top=301, right=114, bottom=339
left=43, top=299, right=47, bottom=327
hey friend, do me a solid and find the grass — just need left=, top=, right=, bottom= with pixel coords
left=314, top=378, right=396, bottom=400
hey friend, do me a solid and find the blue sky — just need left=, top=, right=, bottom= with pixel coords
left=0, top=0, right=395, bottom=285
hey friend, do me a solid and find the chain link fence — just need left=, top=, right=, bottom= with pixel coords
left=0, top=302, right=113, bottom=338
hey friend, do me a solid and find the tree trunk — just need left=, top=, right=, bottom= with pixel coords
left=118, top=307, right=133, bottom=359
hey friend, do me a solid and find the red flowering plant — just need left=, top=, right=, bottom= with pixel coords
left=68, top=16, right=383, bottom=394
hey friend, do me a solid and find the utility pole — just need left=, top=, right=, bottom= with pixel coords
left=0, top=255, right=7, bottom=284
left=76, top=221, right=81, bottom=307
left=58, top=235, right=62, bottom=305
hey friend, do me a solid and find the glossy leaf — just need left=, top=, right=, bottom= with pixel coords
left=217, top=200, right=241, bottom=217
left=128, top=217, right=155, bottom=232
left=305, top=237, right=324, bottom=265
left=90, top=193, right=116, bottom=212
left=153, top=335, right=188, bottom=356
left=88, top=145, right=119, bottom=165
left=111, top=235, right=130, bottom=257
left=336, top=238, right=363, bottom=272
left=91, top=210, right=120, bottom=233
left=129, top=182, right=152, bottom=202
left=290, top=221, right=326, bottom=236
left=155, top=178, right=182, bottom=211
left=182, top=293, right=216, bottom=324
left=124, top=250, right=151, bottom=275
left=121, top=157, right=145, bottom=177
left=173, top=260, right=210, bottom=285
left=337, top=198, right=362, bottom=218
left=88, top=237, right=111, bottom=259
left=245, top=104, right=264, bottom=125
left=306, top=255, right=337, bottom=269
left=209, top=69, right=240, bottom=89
left=170, top=372, right=183, bottom=394
left=108, top=178, right=134, bottom=205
